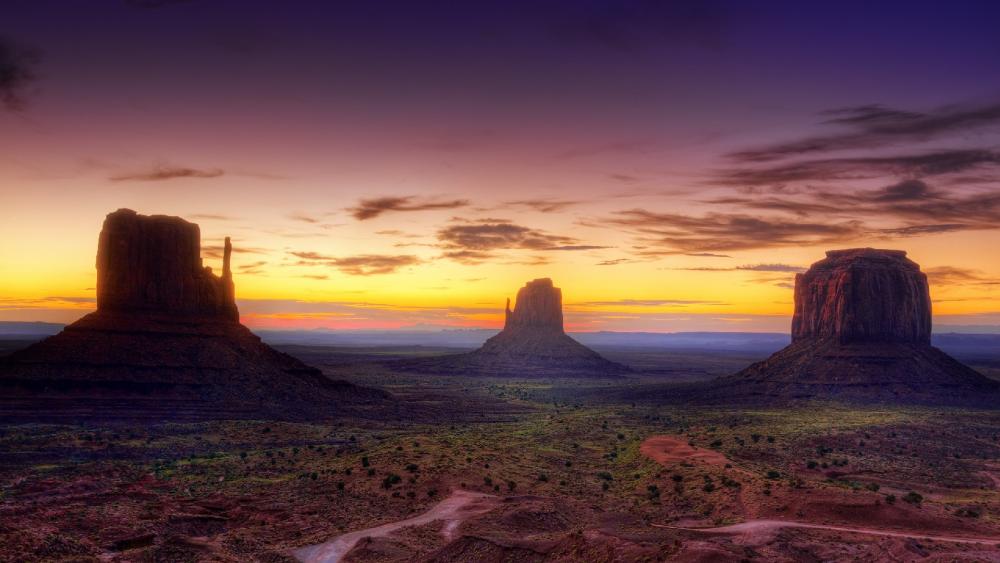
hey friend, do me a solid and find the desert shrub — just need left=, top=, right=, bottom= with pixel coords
left=703, top=482, right=716, bottom=492
left=885, top=494, right=896, bottom=504
left=381, top=473, right=402, bottom=489
left=537, top=473, right=549, bottom=482
left=647, top=485, right=660, bottom=500
left=751, top=434, right=761, bottom=443
left=367, top=468, right=376, bottom=476
left=336, top=481, right=345, bottom=490
left=766, top=436, right=775, bottom=443
left=361, top=456, right=370, bottom=468
left=596, top=471, right=613, bottom=481
left=710, top=440, right=723, bottom=448
left=484, top=476, right=493, bottom=486
left=766, top=470, right=780, bottom=479
left=601, top=482, right=609, bottom=491
left=903, top=491, right=923, bottom=505
left=671, top=474, right=683, bottom=482
left=405, top=463, right=419, bottom=473
left=866, top=483, right=880, bottom=492
left=806, top=460, right=818, bottom=469
left=507, top=480, right=516, bottom=492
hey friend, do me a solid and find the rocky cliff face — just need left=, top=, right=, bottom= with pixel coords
left=708, top=247, right=996, bottom=406
left=504, top=278, right=564, bottom=331
left=791, top=248, right=930, bottom=345
left=96, top=208, right=238, bottom=321
left=0, top=209, right=387, bottom=421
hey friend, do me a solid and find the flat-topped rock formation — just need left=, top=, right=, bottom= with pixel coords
left=0, top=209, right=387, bottom=421
left=396, top=278, right=628, bottom=377
left=96, top=208, right=238, bottom=320
left=707, top=248, right=997, bottom=405
left=792, top=248, right=931, bottom=345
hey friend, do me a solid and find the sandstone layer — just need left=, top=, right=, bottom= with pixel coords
left=0, top=209, right=387, bottom=421
left=709, top=248, right=997, bottom=405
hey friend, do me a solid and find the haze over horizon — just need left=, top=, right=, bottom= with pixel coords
left=3, top=1, right=1000, bottom=332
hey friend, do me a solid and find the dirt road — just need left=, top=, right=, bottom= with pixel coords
left=295, top=490, right=498, bottom=563
left=654, top=519, right=1000, bottom=546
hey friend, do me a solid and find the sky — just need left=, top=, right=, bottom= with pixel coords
left=2, top=0, right=1000, bottom=332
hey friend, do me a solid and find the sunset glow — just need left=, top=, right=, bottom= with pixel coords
left=3, top=1, right=999, bottom=332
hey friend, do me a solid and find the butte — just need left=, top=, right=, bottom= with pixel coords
left=397, top=278, right=628, bottom=377
left=707, top=248, right=997, bottom=405
left=0, top=209, right=387, bottom=421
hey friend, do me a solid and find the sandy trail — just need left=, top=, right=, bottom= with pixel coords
left=640, top=435, right=730, bottom=467
left=295, top=490, right=498, bottom=563
left=653, top=519, right=1000, bottom=546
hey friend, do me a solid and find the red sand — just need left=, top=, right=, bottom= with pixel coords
left=639, top=435, right=730, bottom=467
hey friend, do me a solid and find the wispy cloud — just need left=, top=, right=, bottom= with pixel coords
left=729, top=101, right=1000, bottom=162
left=436, top=219, right=601, bottom=263
left=925, top=266, right=1000, bottom=286
left=505, top=199, right=583, bottom=213
left=349, top=196, right=469, bottom=220
left=604, top=209, right=863, bottom=253
left=110, top=164, right=225, bottom=182
left=289, top=250, right=420, bottom=275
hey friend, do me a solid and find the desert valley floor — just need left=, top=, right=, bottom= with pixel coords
left=4, top=343, right=1000, bottom=562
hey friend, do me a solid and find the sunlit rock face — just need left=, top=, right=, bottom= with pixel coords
left=705, top=248, right=997, bottom=406
left=791, top=249, right=931, bottom=345
left=0, top=209, right=387, bottom=422
left=96, top=208, right=238, bottom=321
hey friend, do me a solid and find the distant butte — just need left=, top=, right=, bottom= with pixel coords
left=708, top=248, right=997, bottom=405
left=397, top=278, right=628, bottom=377
left=0, top=209, right=387, bottom=421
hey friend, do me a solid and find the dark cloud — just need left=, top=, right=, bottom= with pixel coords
left=110, top=165, right=224, bottom=182
left=505, top=199, right=582, bottom=213
left=596, top=258, right=631, bottom=266
left=349, top=196, right=469, bottom=220
left=605, top=209, right=863, bottom=253
left=328, top=255, right=421, bottom=276
left=288, top=250, right=420, bottom=275
left=289, top=251, right=333, bottom=261
left=674, top=263, right=805, bottom=273
left=730, top=101, right=1000, bottom=162
left=924, top=266, right=1000, bottom=286
left=685, top=252, right=732, bottom=258
left=436, top=219, right=597, bottom=262
left=288, top=212, right=320, bottom=224
left=0, top=36, right=41, bottom=111
left=709, top=180, right=1000, bottom=235
left=716, top=149, right=1000, bottom=188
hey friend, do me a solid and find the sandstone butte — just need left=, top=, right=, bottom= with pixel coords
left=0, top=209, right=387, bottom=422
left=709, top=248, right=997, bottom=405
left=397, top=278, right=628, bottom=377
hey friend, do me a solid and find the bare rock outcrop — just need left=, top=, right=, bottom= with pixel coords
left=708, top=248, right=997, bottom=406
left=96, top=208, right=238, bottom=320
left=791, top=249, right=931, bottom=345
left=0, top=209, right=388, bottom=421
left=396, top=278, right=628, bottom=377
left=503, top=278, right=563, bottom=331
